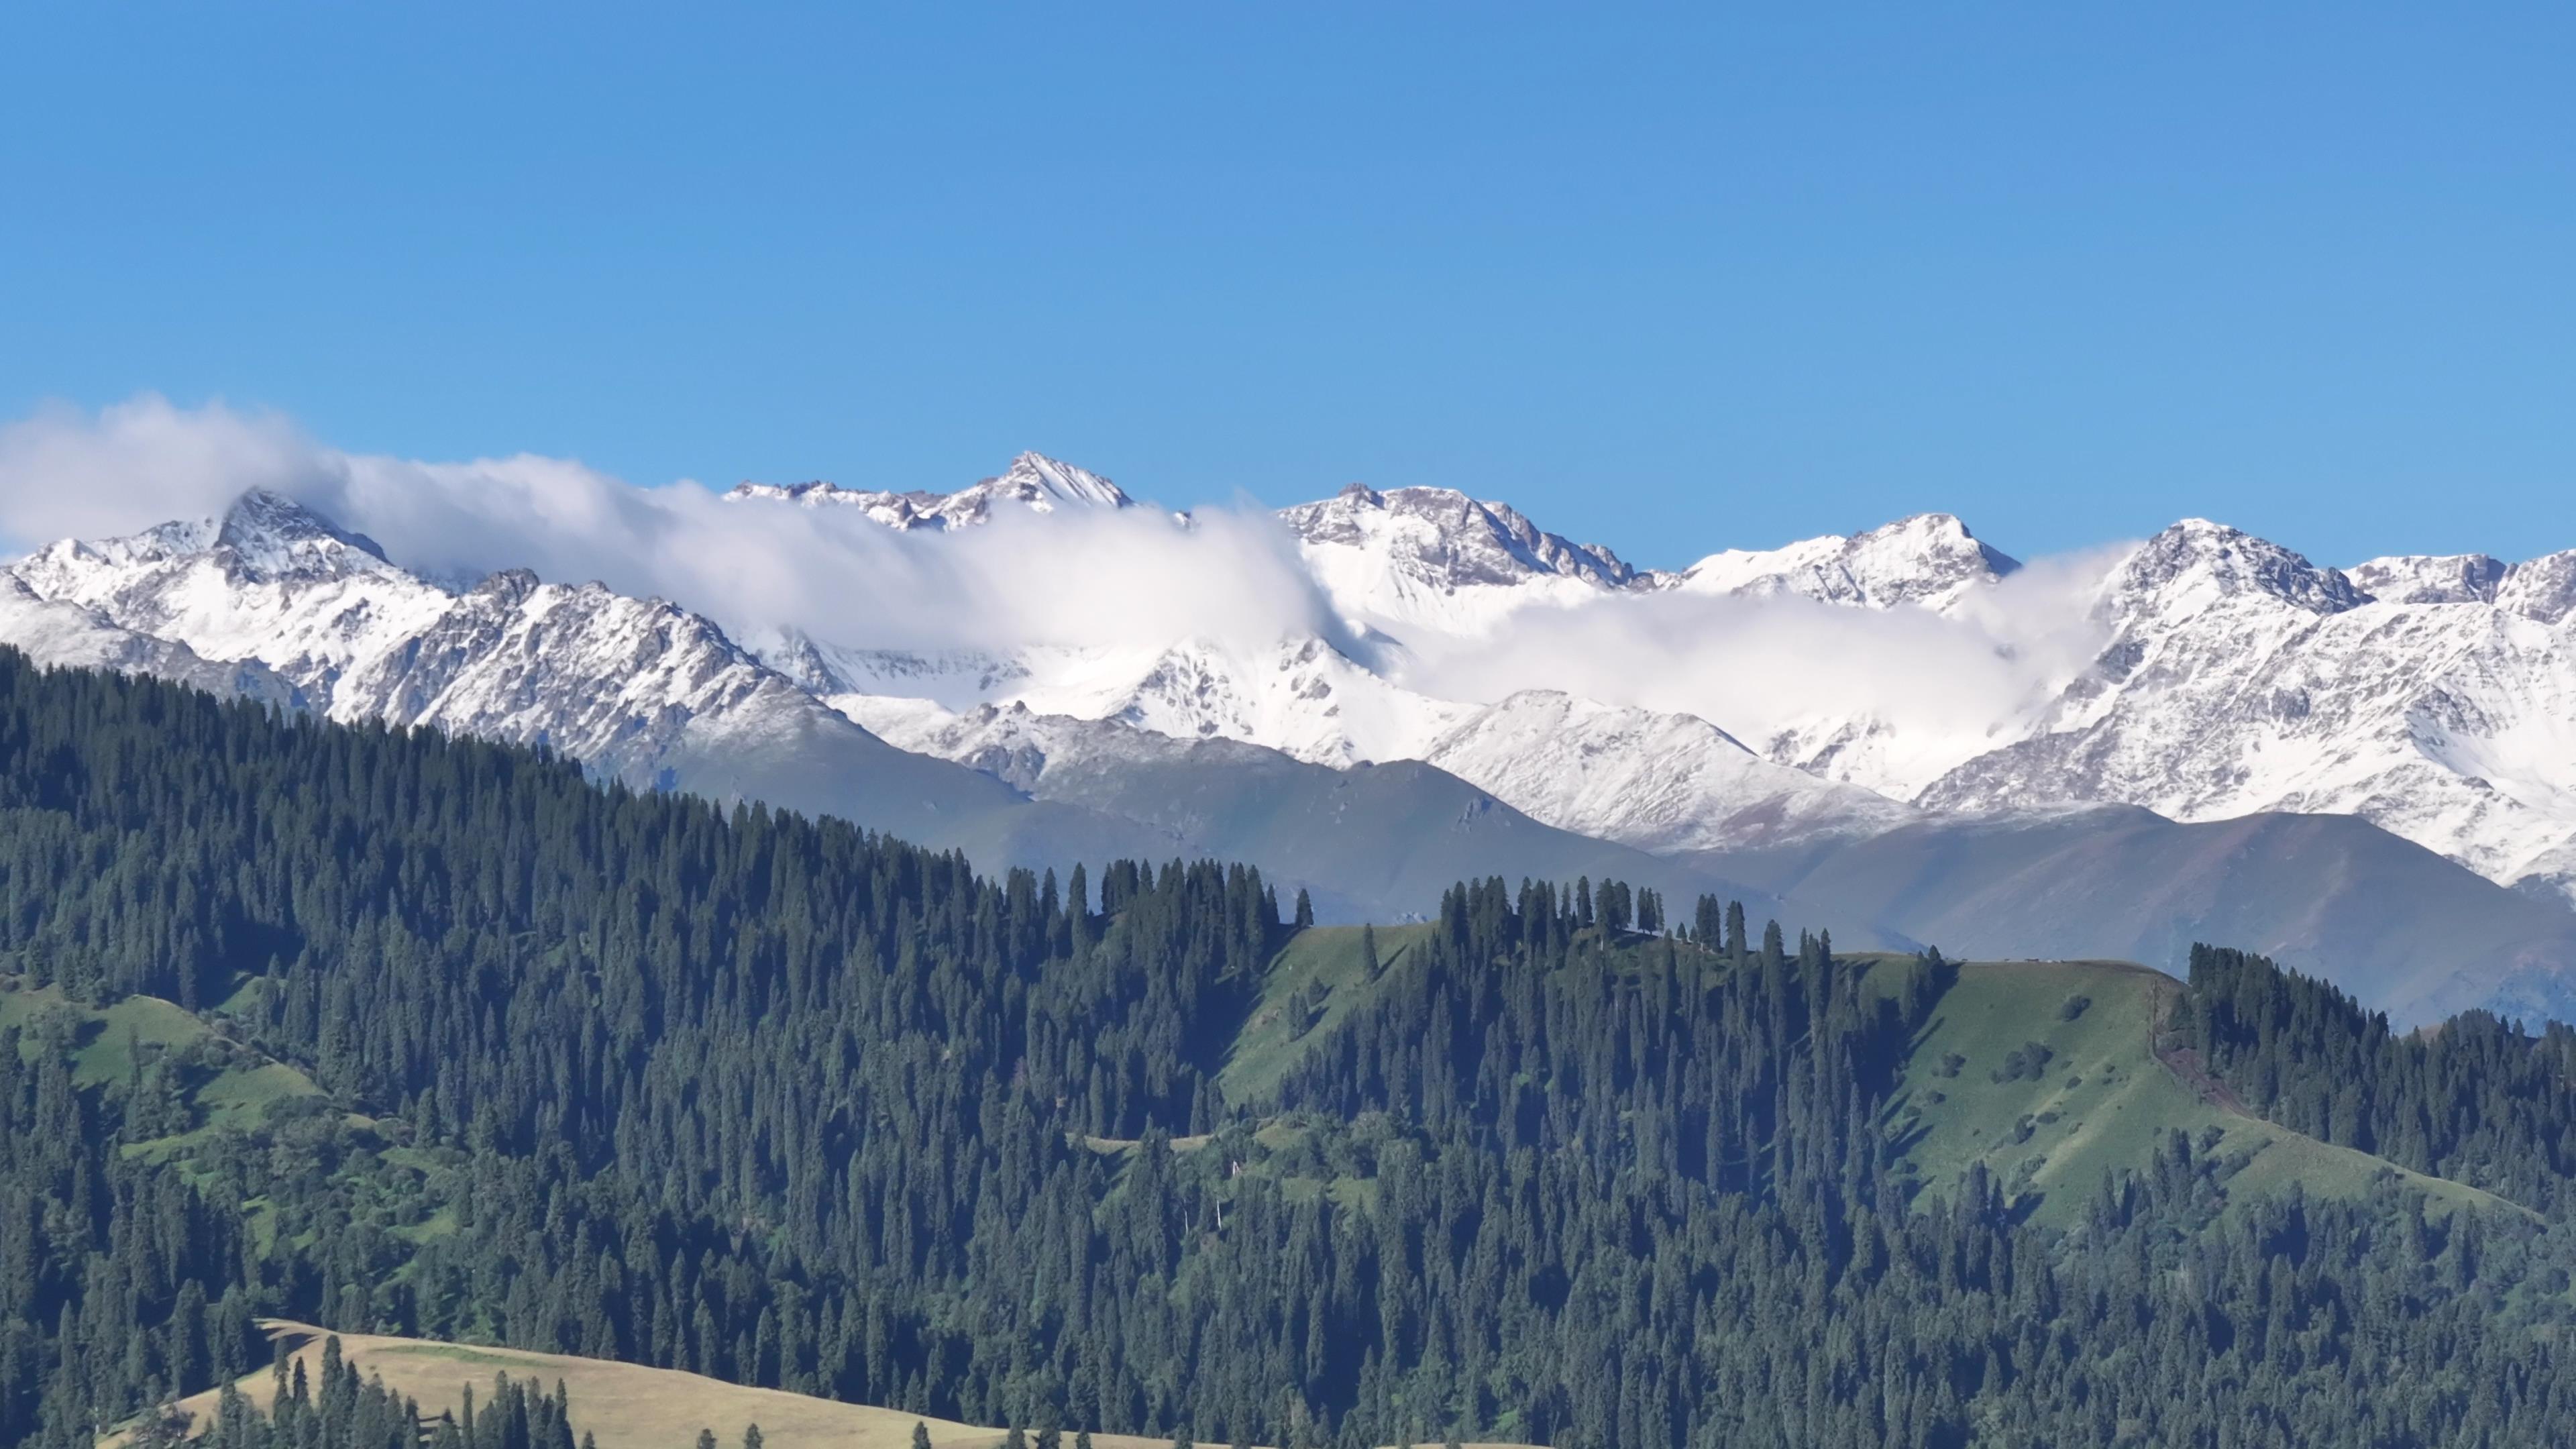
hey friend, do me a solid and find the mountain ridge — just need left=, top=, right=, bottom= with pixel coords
left=9, top=458, right=2575, bottom=1022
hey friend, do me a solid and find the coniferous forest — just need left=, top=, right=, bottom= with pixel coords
left=13, top=649, right=2576, bottom=1448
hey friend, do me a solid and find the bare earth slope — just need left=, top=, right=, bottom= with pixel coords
left=151, top=1323, right=1540, bottom=1449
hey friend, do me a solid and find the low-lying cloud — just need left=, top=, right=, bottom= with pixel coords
left=1395, top=549, right=2125, bottom=790
left=0, top=396, right=1340, bottom=657
left=0, top=395, right=2123, bottom=787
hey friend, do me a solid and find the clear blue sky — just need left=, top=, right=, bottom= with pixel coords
left=2, top=3, right=2568, bottom=568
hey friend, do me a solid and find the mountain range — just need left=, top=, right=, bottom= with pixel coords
left=6, top=449, right=2573, bottom=1024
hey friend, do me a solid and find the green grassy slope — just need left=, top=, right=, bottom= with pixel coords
left=0, top=976, right=329, bottom=1142
left=1222, top=922, right=1438, bottom=1102
left=1224, top=934, right=2511, bottom=1224
left=1874, top=957, right=2512, bottom=1222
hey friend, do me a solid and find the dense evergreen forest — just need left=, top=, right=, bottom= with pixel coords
left=11, top=650, right=2576, bottom=1446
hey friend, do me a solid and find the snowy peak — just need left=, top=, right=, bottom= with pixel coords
left=2103, top=519, right=2367, bottom=622
left=2343, top=549, right=2576, bottom=625
left=1672, top=513, right=2019, bottom=611
left=211, top=489, right=396, bottom=582
left=1279, top=482, right=1644, bottom=635
left=17, top=488, right=396, bottom=597
left=2496, top=551, right=2576, bottom=627
left=987, top=451, right=1131, bottom=511
left=1280, top=484, right=1642, bottom=591
left=2347, top=553, right=2510, bottom=606
left=0, top=491, right=873, bottom=794
left=727, top=451, right=1132, bottom=531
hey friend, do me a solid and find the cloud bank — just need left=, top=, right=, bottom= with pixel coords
left=0, top=396, right=2119, bottom=777
left=0, top=396, right=1341, bottom=657
left=1393, top=547, right=2123, bottom=790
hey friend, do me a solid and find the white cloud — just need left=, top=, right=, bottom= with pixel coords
left=0, top=396, right=2125, bottom=792
left=0, top=396, right=324, bottom=544
left=0, top=395, right=1341, bottom=658
left=1392, top=544, right=2127, bottom=793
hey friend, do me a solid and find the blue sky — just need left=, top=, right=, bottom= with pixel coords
left=2, top=3, right=2568, bottom=569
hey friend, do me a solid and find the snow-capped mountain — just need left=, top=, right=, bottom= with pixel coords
left=1415, top=690, right=1915, bottom=853
left=11, top=489, right=813, bottom=774
left=726, top=451, right=1130, bottom=531
left=720, top=458, right=2576, bottom=908
left=1278, top=482, right=1648, bottom=636
left=729, top=470, right=1953, bottom=848
left=10, top=452, right=2576, bottom=1018
left=1668, top=512, right=2019, bottom=611
left=1916, top=521, right=2576, bottom=904
left=0, top=486, right=1179, bottom=876
left=786, top=632, right=1468, bottom=769
left=0, top=571, right=294, bottom=704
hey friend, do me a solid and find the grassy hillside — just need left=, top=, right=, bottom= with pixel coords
left=1872, top=957, right=2514, bottom=1222
left=1224, top=932, right=2514, bottom=1224
left=143, top=1322, right=1542, bottom=1449
left=0, top=976, right=330, bottom=1144
left=1222, top=922, right=1438, bottom=1102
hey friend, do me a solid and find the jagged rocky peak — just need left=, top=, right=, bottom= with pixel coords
left=727, top=451, right=1132, bottom=531
left=1278, top=481, right=1642, bottom=590
left=209, top=489, right=394, bottom=580
left=983, top=451, right=1132, bottom=510
left=2498, top=551, right=2576, bottom=626
left=2104, top=518, right=2368, bottom=619
left=11, top=490, right=407, bottom=614
left=2347, top=553, right=2510, bottom=606
left=1673, top=512, right=2019, bottom=610
left=2339, top=548, right=2576, bottom=625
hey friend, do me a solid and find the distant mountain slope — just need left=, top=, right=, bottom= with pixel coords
left=1667, top=511, right=2019, bottom=610
left=720, top=455, right=2576, bottom=913
left=1916, top=521, right=2576, bottom=907
left=14, top=455, right=2576, bottom=1023
left=851, top=701, right=1878, bottom=935
left=1415, top=690, right=1914, bottom=853
left=1693, top=804, right=2576, bottom=1028
left=3, top=490, right=1165, bottom=872
left=727, top=449, right=1132, bottom=530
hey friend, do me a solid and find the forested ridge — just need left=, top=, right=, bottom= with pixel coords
left=10, top=650, right=2576, bottom=1447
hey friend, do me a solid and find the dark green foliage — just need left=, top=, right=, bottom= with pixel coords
left=161, top=1336, right=576, bottom=1449
left=2183, top=943, right=2576, bottom=1213
left=1990, top=1040, right=2055, bottom=1083
left=5, top=653, right=2576, bottom=1447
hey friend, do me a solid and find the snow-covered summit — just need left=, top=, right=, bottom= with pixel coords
left=2347, top=553, right=2512, bottom=606
left=2098, top=519, right=2367, bottom=623
left=727, top=451, right=1131, bottom=531
left=1907, top=519, right=2576, bottom=904
left=1671, top=513, right=2019, bottom=612
left=1279, top=483, right=1646, bottom=635
left=2499, top=551, right=2576, bottom=626
left=3, top=490, right=890, bottom=792
left=2341, top=549, right=2576, bottom=623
